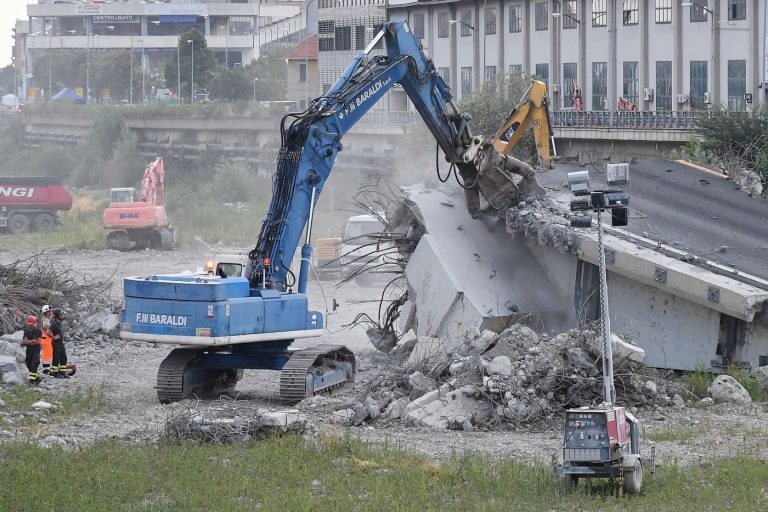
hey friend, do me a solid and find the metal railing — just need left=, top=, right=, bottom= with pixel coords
left=552, top=110, right=704, bottom=130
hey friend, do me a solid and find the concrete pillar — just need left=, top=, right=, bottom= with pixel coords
left=551, top=0, right=559, bottom=107
left=450, top=5, right=457, bottom=94
left=640, top=0, right=650, bottom=111
left=712, top=1, right=720, bottom=106
left=673, top=0, right=682, bottom=111
left=750, top=0, right=760, bottom=111
left=498, top=0, right=504, bottom=74
left=475, top=2, right=481, bottom=89
left=608, top=0, right=617, bottom=111
left=578, top=0, right=586, bottom=103
left=523, top=0, right=531, bottom=78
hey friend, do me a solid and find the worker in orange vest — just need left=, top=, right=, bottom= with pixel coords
left=40, top=304, right=54, bottom=375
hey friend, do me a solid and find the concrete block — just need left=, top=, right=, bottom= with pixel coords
left=260, top=409, right=303, bottom=427
left=708, top=375, right=751, bottom=404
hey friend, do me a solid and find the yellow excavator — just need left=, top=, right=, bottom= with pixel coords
left=492, top=79, right=558, bottom=166
left=462, top=79, right=558, bottom=216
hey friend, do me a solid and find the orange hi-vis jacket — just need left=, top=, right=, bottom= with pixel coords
left=41, top=319, right=53, bottom=365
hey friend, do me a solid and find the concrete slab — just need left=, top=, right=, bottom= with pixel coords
left=404, top=187, right=575, bottom=338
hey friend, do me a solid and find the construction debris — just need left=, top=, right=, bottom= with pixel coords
left=707, top=375, right=751, bottom=405
left=346, top=323, right=688, bottom=430
left=0, top=253, right=115, bottom=336
left=163, top=400, right=307, bottom=443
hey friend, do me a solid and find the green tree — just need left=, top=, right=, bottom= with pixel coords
left=458, top=72, right=536, bottom=162
left=0, top=64, right=16, bottom=96
left=71, top=108, right=125, bottom=186
left=208, top=65, right=253, bottom=102
left=164, top=28, right=216, bottom=102
left=249, top=50, right=287, bottom=101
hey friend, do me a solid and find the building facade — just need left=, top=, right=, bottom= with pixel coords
left=286, top=35, right=319, bottom=109
left=15, top=0, right=307, bottom=100
left=387, top=0, right=767, bottom=112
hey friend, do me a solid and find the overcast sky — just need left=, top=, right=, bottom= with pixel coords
left=1, top=1, right=29, bottom=67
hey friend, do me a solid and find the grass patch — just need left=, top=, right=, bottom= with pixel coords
left=0, top=194, right=107, bottom=251
left=683, top=365, right=768, bottom=402
left=0, top=436, right=767, bottom=511
left=644, top=426, right=701, bottom=443
left=0, top=385, right=108, bottom=429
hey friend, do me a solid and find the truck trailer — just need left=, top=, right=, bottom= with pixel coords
left=0, top=177, right=73, bottom=234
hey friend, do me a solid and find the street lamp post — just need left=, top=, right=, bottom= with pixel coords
left=187, top=39, right=194, bottom=104
left=130, top=36, right=134, bottom=104
left=304, top=0, right=315, bottom=109
left=253, top=77, right=258, bottom=103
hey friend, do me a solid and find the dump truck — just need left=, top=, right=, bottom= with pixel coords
left=0, top=177, right=73, bottom=234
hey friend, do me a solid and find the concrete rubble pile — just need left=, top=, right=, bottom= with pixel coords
left=323, top=324, right=686, bottom=431
left=163, top=401, right=309, bottom=443
left=0, top=255, right=125, bottom=385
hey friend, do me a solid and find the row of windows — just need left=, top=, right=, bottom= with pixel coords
left=318, top=18, right=384, bottom=51
left=412, top=0, right=747, bottom=39
left=444, top=59, right=746, bottom=112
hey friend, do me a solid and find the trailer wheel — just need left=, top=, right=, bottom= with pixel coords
left=623, top=459, right=643, bottom=495
left=7, top=213, right=30, bottom=234
left=33, top=212, right=56, bottom=231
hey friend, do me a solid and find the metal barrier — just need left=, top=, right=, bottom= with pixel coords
left=552, top=110, right=707, bottom=130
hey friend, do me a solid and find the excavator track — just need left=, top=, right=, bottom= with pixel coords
left=156, top=347, right=241, bottom=403
left=279, top=345, right=355, bottom=402
left=157, top=348, right=198, bottom=403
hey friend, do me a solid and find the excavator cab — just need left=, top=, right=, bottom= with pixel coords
left=110, top=188, right=137, bottom=204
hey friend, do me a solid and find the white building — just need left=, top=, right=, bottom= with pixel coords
left=387, top=0, right=767, bottom=112
left=15, top=1, right=310, bottom=100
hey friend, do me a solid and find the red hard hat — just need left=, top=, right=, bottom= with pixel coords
left=26, top=315, right=37, bottom=325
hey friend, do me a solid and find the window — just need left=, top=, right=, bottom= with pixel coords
left=335, top=25, right=351, bottom=51
left=460, top=9, right=472, bottom=36
left=656, top=61, right=672, bottom=110
left=461, top=66, right=472, bottom=97
left=563, top=0, right=578, bottom=29
left=563, top=63, right=577, bottom=107
left=535, top=63, right=549, bottom=92
left=622, top=61, right=639, bottom=105
left=535, top=2, right=548, bottom=31
left=728, top=0, right=746, bottom=21
left=319, top=20, right=335, bottom=52
left=509, top=3, right=522, bottom=33
left=485, top=66, right=497, bottom=81
left=656, top=0, right=672, bottom=24
left=689, top=0, right=709, bottom=22
left=727, top=60, right=746, bottom=111
left=438, top=12, right=449, bottom=38
left=690, top=61, right=708, bottom=109
left=485, top=7, right=497, bottom=35
left=592, top=62, right=607, bottom=110
left=355, top=25, right=366, bottom=50
left=438, top=67, right=450, bottom=88
left=623, top=0, right=639, bottom=25
left=299, top=63, right=307, bottom=83
left=510, top=64, right=523, bottom=74
left=412, top=13, right=425, bottom=39
left=593, top=0, right=607, bottom=27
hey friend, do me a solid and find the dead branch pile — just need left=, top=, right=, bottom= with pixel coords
left=0, top=253, right=113, bottom=335
left=163, top=400, right=306, bottom=444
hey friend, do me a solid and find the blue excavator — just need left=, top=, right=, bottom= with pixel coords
left=119, top=20, right=555, bottom=403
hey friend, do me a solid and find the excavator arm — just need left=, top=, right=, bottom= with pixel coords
left=491, top=80, right=557, bottom=166
left=249, top=20, right=551, bottom=292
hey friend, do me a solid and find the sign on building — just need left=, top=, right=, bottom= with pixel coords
left=76, top=4, right=102, bottom=15
left=93, top=15, right=139, bottom=24
left=144, top=4, right=208, bottom=16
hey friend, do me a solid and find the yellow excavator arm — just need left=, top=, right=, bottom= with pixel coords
left=490, top=80, right=558, bottom=167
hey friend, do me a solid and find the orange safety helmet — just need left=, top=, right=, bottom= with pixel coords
left=26, top=315, right=37, bottom=325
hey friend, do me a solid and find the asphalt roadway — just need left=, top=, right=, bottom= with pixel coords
left=537, top=159, right=768, bottom=282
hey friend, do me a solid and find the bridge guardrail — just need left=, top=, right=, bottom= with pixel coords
left=552, top=111, right=707, bottom=130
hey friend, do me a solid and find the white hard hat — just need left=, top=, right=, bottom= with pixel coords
left=41, top=305, right=51, bottom=314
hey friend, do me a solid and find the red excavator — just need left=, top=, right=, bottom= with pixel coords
left=103, top=156, right=175, bottom=250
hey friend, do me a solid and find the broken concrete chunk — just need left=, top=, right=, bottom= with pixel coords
left=708, top=375, right=751, bottom=404
left=384, top=397, right=411, bottom=420
left=408, top=371, right=437, bottom=399
left=364, top=397, right=381, bottom=420
left=332, top=409, right=355, bottom=426
left=566, top=347, right=599, bottom=376
left=755, top=366, right=768, bottom=392
left=405, top=386, right=494, bottom=430
left=643, top=381, right=658, bottom=395
left=31, top=401, right=54, bottom=410
left=484, top=356, right=513, bottom=378
left=260, top=409, right=303, bottom=428
left=407, top=335, right=456, bottom=366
